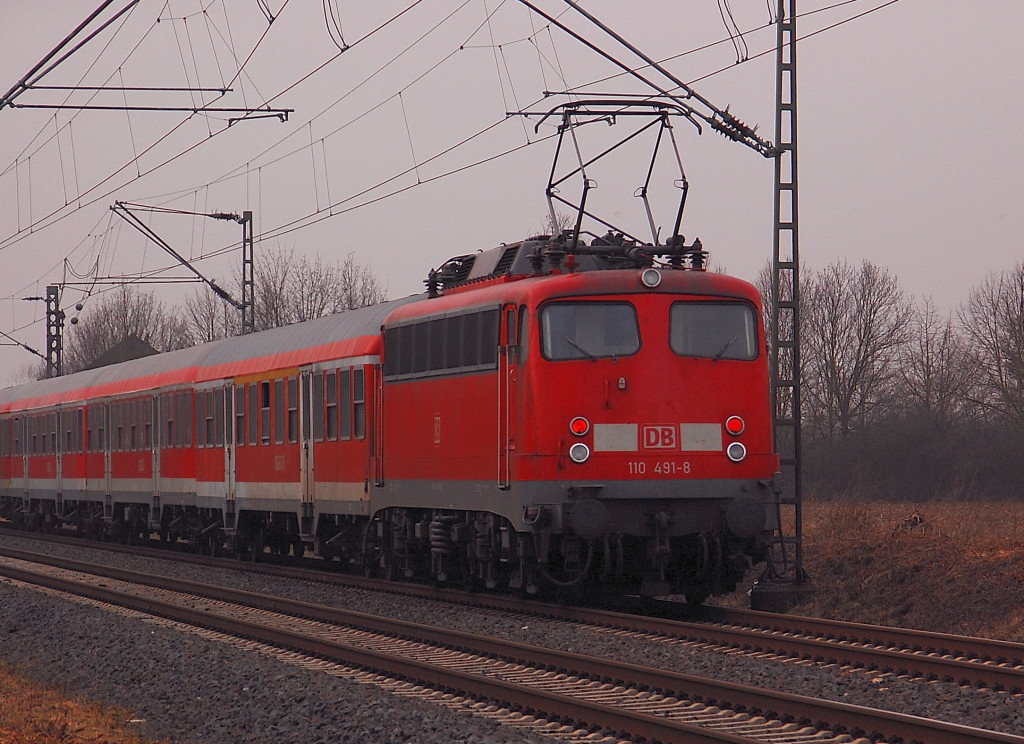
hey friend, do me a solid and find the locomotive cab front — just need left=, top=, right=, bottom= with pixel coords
left=507, top=267, right=779, bottom=601
left=376, top=243, right=780, bottom=603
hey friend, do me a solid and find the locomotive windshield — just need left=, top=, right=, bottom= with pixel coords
left=669, top=302, right=758, bottom=360
left=540, top=302, right=640, bottom=361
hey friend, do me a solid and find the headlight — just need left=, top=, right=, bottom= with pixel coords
left=640, top=268, right=662, bottom=288
left=726, top=442, right=747, bottom=463
left=568, top=442, right=591, bottom=464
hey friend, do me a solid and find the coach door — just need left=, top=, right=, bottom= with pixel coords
left=498, top=304, right=518, bottom=489
left=151, top=397, right=161, bottom=513
left=300, top=370, right=314, bottom=503
left=103, top=403, right=112, bottom=507
left=54, top=409, right=64, bottom=501
left=223, top=383, right=236, bottom=502
left=14, top=416, right=27, bottom=497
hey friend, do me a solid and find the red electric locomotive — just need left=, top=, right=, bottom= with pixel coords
left=370, top=237, right=779, bottom=601
left=0, top=234, right=779, bottom=603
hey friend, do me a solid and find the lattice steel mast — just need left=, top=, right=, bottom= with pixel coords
left=752, top=0, right=815, bottom=610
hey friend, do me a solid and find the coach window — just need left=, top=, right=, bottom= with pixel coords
left=287, top=377, right=298, bottom=443
left=162, top=397, right=173, bottom=449
left=214, top=388, right=225, bottom=447
left=260, top=381, right=271, bottom=444
left=274, top=379, right=285, bottom=445
left=116, top=403, right=126, bottom=452
left=173, top=392, right=183, bottom=448
left=63, top=411, right=73, bottom=453
left=301, top=375, right=311, bottom=440
left=185, top=391, right=193, bottom=447
left=206, top=390, right=217, bottom=446
left=197, top=392, right=207, bottom=447
left=169, top=395, right=178, bottom=448
left=170, top=394, right=178, bottom=448
left=97, top=405, right=106, bottom=451
left=235, top=386, right=246, bottom=446
left=339, top=368, right=352, bottom=439
left=540, top=302, right=640, bottom=361
left=669, top=302, right=757, bottom=361
left=312, top=372, right=325, bottom=442
left=248, top=383, right=258, bottom=445
left=130, top=400, right=139, bottom=451
left=130, top=400, right=138, bottom=450
left=144, top=401, right=152, bottom=450
left=353, top=368, right=366, bottom=439
left=325, top=371, right=337, bottom=441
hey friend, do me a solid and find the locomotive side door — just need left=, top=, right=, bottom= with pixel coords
left=498, top=304, right=519, bottom=489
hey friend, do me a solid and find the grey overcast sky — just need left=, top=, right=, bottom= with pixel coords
left=1, top=1, right=1022, bottom=384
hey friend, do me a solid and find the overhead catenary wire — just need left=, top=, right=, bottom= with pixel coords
left=0, top=0, right=432, bottom=255
left=2, top=0, right=906, bottom=352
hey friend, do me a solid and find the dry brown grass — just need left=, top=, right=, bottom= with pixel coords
left=0, top=661, right=159, bottom=744
left=792, top=500, right=1024, bottom=641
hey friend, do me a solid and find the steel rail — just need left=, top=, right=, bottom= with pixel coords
left=700, top=604, right=1024, bottom=664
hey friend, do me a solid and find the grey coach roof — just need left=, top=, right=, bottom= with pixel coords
left=0, top=294, right=425, bottom=408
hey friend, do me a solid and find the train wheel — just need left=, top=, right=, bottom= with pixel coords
left=207, top=530, right=223, bottom=557
left=685, top=587, right=711, bottom=606
left=381, top=549, right=397, bottom=582
left=250, top=528, right=264, bottom=562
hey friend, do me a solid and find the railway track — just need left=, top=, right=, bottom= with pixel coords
left=2, top=545, right=1022, bottom=744
left=5, top=530, right=1023, bottom=697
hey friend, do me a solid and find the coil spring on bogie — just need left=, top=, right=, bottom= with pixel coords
left=429, top=514, right=457, bottom=556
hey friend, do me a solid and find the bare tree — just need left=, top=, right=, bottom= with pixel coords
left=63, top=284, right=193, bottom=374
left=897, top=298, right=978, bottom=428
left=802, top=260, right=912, bottom=439
left=333, top=252, right=387, bottom=312
left=185, top=247, right=386, bottom=340
left=958, top=262, right=1024, bottom=424
left=185, top=284, right=240, bottom=343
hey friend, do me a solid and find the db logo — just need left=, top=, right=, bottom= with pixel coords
left=642, top=425, right=677, bottom=449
